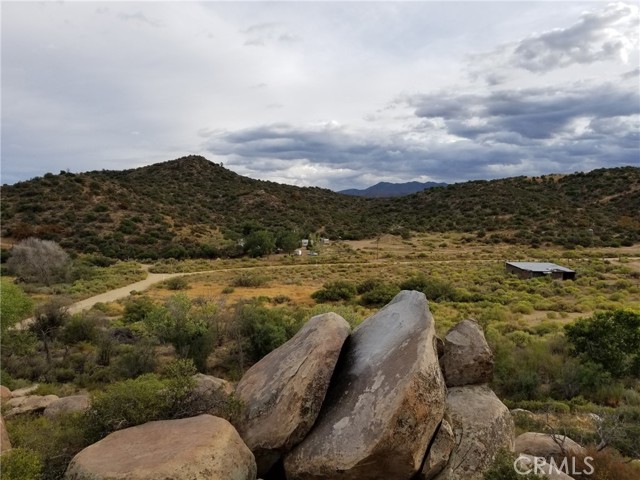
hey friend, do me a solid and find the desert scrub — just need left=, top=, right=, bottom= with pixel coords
left=0, top=448, right=42, bottom=480
left=231, top=272, right=270, bottom=287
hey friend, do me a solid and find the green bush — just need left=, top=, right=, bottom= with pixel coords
left=359, top=283, right=401, bottom=306
left=60, top=313, right=100, bottom=345
left=239, top=304, right=301, bottom=361
left=0, top=448, right=42, bottom=480
left=113, top=341, right=157, bottom=379
left=231, top=273, right=270, bottom=287
left=122, top=296, right=156, bottom=324
left=164, top=276, right=189, bottom=290
left=311, top=280, right=357, bottom=302
left=0, top=279, right=33, bottom=336
left=483, top=449, right=545, bottom=480
left=5, top=413, right=89, bottom=480
left=399, top=274, right=458, bottom=302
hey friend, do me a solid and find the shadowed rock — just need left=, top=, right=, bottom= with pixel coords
left=421, top=419, right=455, bottom=480
left=5, top=395, right=59, bottom=418
left=285, top=290, right=446, bottom=480
left=236, top=312, right=350, bottom=475
left=441, top=319, right=493, bottom=387
left=434, top=384, right=515, bottom=480
left=64, top=415, right=256, bottom=480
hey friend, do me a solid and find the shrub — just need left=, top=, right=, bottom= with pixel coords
left=0, top=448, right=42, bottom=480
left=6, top=238, right=70, bottom=285
left=232, top=273, right=270, bottom=287
left=311, top=281, right=357, bottom=302
left=565, top=309, right=640, bottom=378
left=122, top=296, right=156, bottom=323
left=360, top=283, right=401, bottom=306
left=239, top=304, right=300, bottom=361
left=113, top=341, right=157, bottom=379
left=164, top=276, right=189, bottom=290
left=483, top=449, right=545, bottom=480
left=0, top=279, right=33, bottom=335
left=60, top=312, right=100, bottom=345
left=399, top=274, right=458, bottom=302
left=5, top=413, right=89, bottom=480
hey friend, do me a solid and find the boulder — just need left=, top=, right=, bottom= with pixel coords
left=236, top=312, right=350, bottom=475
left=441, top=319, right=493, bottom=387
left=5, top=395, right=59, bottom=418
left=421, top=419, right=455, bottom=480
left=1, top=415, right=11, bottom=453
left=434, top=384, right=515, bottom=480
left=193, top=373, right=234, bottom=396
left=64, top=414, right=256, bottom=480
left=11, top=384, right=39, bottom=397
left=285, top=291, right=446, bottom=480
left=515, top=454, right=575, bottom=480
left=515, top=433, right=585, bottom=463
left=0, top=386, right=12, bottom=402
left=44, top=395, right=91, bottom=419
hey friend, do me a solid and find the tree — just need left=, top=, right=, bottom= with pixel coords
left=564, top=309, right=640, bottom=378
left=0, top=278, right=33, bottom=335
left=144, top=294, right=216, bottom=371
left=7, top=238, right=70, bottom=285
left=30, top=297, right=70, bottom=365
left=276, top=230, right=300, bottom=254
left=244, top=230, right=275, bottom=258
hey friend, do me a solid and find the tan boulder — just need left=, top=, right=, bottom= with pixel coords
left=44, top=395, right=91, bottom=419
left=1, top=415, right=11, bottom=453
left=5, top=395, right=59, bottom=418
left=10, top=384, right=39, bottom=397
left=192, top=373, right=234, bottom=396
left=434, top=384, right=515, bottom=480
left=236, top=312, right=350, bottom=475
left=64, top=414, right=256, bottom=480
left=285, top=291, right=446, bottom=480
left=441, top=319, right=493, bottom=387
left=421, top=419, right=455, bottom=480
left=515, top=432, right=585, bottom=463
left=0, top=386, right=12, bottom=402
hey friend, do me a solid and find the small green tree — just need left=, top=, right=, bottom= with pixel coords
left=0, top=279, right=33, bottom=336
left=565, top=309, right=640, bottom=378
left=311, top=281, right=357, bottom=303
left=244, top=230, right=275, bottom=258
left=276, top=230, right=300, bottom=254
left=144, top=294, right=216, bottom=371
left=30, top=298, right=70, bottom=365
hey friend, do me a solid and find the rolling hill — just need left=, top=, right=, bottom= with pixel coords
left=1, top=156, right=638, bottom=258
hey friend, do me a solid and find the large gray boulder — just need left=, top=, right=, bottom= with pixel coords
left=5, top=395, right=59, bottom=418
left=285, top=290, right=446, bottom=480
left=236, top=312, right=350, bottom=475
left=64, top=415, right=256, bottom=480
left=434, top=384, right=515, bottom=480
left=44, top=395, right=91, bottom=419
left=515, top=433, right=585, bottom=463
left=441, top=319, right=493, bottom=387
left=192, top=373, right=234, bottom=397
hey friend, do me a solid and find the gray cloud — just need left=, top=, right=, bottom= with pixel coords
left=512, top=2, right=638, bottom=72
left=242, top=22, right=301, bottom=47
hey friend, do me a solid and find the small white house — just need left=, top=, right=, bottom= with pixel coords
left=294, top=248, right=303, bottom=256
left=301, top=239, right=309, bottom=247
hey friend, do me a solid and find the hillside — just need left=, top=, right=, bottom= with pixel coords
left=339, top=181, right=447, bottom=197
left=1, top=156, right=638, bottom=258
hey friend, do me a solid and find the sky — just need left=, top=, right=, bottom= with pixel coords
left=1, top=1, right=639, bottom=190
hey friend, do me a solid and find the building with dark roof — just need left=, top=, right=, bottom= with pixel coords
left=505, top=262, right=576, bottom=280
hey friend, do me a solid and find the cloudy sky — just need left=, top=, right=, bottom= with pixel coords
left=2, top=1, right=638, bottom=190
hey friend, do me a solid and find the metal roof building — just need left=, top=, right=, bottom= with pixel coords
left=505, top=262, right=576, bottom=280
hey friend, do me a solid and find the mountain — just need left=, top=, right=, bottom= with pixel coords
left=339, top=181, right=447, bottom=197
left=1, top=156, right=638, bottom=258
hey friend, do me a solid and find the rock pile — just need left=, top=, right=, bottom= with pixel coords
left=59, top=290, right=514, bottom=480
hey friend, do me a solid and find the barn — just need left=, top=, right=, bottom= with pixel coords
left=506, top=262, right=576, bottom=280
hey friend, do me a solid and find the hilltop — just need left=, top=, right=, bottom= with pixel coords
left=1, top=156, right=638, bottom=258
left=339, top=180, right=447, bottom=198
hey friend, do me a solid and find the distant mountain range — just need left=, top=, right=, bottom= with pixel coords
left=1, top=155, right=638, bottom=259
left=339, top=181, right=447, bottom=197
